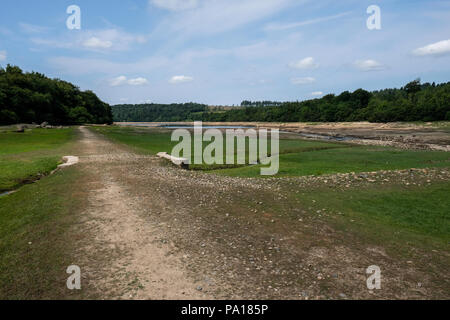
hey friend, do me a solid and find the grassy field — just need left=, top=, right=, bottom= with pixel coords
left=0, top=167, right=85, bottom=299
left=91, top=125, right=450, bottom=177
left=0, top=127, right=85, bottom=299
left=0, top=128, right=75, bottom=192
left=293, top=181, right=450, bottom=246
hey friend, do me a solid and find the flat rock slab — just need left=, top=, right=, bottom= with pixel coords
left=58, top=156, right=79, bottom=168
left=157, top=152, right=189, bottom=167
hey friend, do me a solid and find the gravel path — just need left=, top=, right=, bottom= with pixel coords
left=74, top=126, right=210, bottom=299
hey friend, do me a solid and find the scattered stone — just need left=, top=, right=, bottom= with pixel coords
left=58, top=156, right=79, bottom=169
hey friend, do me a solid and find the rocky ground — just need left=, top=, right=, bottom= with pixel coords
left=70, top=126, right=449, bottom=300
left=118, top=121, right=450, bottom=151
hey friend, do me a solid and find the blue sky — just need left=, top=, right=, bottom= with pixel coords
left=0, top=0, right=449, bottom=105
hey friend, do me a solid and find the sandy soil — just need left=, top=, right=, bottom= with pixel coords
left=71, top=126, right=449, bottom=300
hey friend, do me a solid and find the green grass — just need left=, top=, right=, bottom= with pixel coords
left=0, top=128, right=75, bottom=191
left=0, top=166, right=84, bottom=299
left=92, top=125, right=450, bottom=178
left=220, top=147, right=450, bottom=177
left=295, top=181, right=450, bottom=248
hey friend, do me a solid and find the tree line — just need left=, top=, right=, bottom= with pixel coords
left=112, top=80, right=450, bottom=123
left=113, top=103, right=208, bottom=122
left=0, top=65, right=113, bottom=125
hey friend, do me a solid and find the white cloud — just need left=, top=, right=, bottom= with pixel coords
left=353, top=59, right=386, bottom=72
left=265, top=12, right=351, bottom=31
left=412, top=39, right=450, bottom=57
left=110, top=76, right=148, bottom=86
left=289, top=57, right=319, bottom=70
left=150, top=0, right=198, bottom=11
left=0, top=50, right=6, bottom=62
left=291, top=77, right=315, bottom=85
left=169, top=75, right=194, bottom=84
left=311, top=91, right=323, bottom=96
left=32, top=28, right=146, bottom=52
left=19, top=22, right=49, bottom=34
left=155, top=0, right=298, bottom=36
left=127, top=77, right=149, bottom=86
left=110, top=76, right=128, bottom=86
left=49, top=56, right=169, bottom=75
left=83, top=37, right=113, bottom=49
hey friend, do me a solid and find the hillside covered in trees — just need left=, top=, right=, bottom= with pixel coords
left=113, top=103, right=208, bottom=122
left=0, top=65, right=113, bottom=125
left=113, top=80, right=450, bottom=123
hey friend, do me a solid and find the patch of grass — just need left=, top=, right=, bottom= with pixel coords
left=91, top=126, right=176, bottom=155
left=0, top=128, right=75, bottom=191
left=220, top=147, right=450, bottom=177
left=92, top=125, right=344, bottom=167
left=296, top=182, right=450, bottom=247
left=92, top=125, right=450, bottom=178
left=0, top=167, right=84, bottom=299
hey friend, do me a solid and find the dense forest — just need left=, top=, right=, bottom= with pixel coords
left=113, top=80, right=450, bottom=123
left=0, top=65, right=113, bottom=125
left=113, top=103, right=208, bottom=122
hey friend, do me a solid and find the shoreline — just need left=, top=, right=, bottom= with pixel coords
left=114, top=121, right=450, bottom=151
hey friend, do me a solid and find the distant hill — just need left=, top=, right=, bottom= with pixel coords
left=0, top=64, right=113, bottom=125
left=112, top=80, right=450, bottom=123
left=112, top=103, right=208, bottom=122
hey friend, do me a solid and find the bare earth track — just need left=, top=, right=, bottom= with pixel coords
left=71, top=126, right=449, bottom=300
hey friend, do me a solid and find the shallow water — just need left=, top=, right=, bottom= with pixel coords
left=0, top=191, right=14, bottom=197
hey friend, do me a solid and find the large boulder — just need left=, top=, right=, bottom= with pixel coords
left=40, top=121, right=48, bottom=128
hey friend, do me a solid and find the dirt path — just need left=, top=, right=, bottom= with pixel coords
left=71, top=126, right=449, bottom=300
left=73, top=126, right=209, bottom=299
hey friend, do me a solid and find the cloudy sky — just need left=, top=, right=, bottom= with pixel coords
left=0, top=0, right=449, bottom=105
